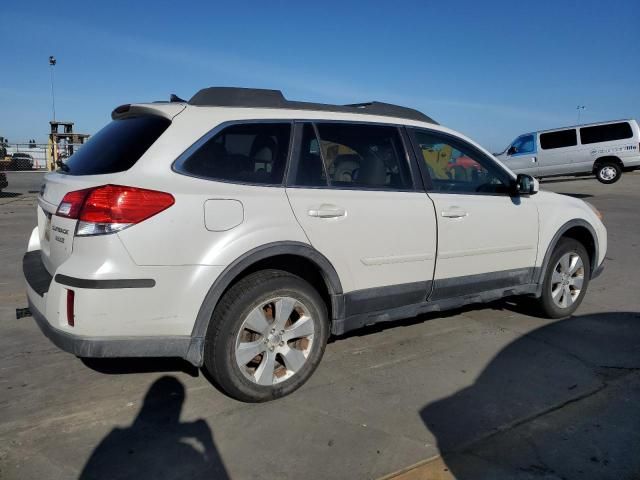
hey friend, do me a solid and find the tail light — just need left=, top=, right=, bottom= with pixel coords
left=56, top=185, right=174, bottom=236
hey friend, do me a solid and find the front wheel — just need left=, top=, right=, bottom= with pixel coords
left=535, top=238, right=591, bottom=318
left=595, top=162, right=621, bottom=184
left=203, top=270, right=329, bottom=402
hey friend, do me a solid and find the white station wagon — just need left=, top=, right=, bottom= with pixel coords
left=23, top=87, right=607, bottom=401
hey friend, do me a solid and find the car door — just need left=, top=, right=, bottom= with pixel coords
left=501, top=133, right=539, bottom=176
left=537, top=129, right=579, bottom=176
left=408, top=128, right=539, bottom=301
left=286, top=122, right=437, bottom=311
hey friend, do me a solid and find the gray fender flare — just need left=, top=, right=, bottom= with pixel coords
left=185, top=241, right=342, bottom=366
left=534, top=219, right=599, bottom=296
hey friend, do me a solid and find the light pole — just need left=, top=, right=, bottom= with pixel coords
left=576, top=105, right=585, bottom=124
left=49, top=56, right=56, bottom=121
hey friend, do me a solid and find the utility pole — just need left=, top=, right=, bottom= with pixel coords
left=49, top=56, right=57, bottom=121
left=576, top=105, right=585, bottom=124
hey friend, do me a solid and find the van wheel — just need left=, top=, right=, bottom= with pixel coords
left=595, top=162, right=621, bottom=184
left=203, top=269, right=329, bottom=402
left=535, top=238, right=590, bottom=318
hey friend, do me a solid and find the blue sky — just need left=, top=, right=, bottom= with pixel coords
left=1, top=0, right=639, bottom=151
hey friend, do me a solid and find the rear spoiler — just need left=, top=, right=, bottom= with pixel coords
left=111, top=103, right=186, bottom=121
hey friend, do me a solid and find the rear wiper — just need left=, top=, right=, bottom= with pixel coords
left=56, top=160, right=69, bottom=172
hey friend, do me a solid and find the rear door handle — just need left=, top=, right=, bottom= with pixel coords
left=308, top=204, right=346, bottom=218
left=532, top=156, right=537, bottom=163
left=441, top=210, right=468, bottom=219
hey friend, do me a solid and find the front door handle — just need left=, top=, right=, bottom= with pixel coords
left=532, top=156, right=537, bottom=163
left=308, top=204, right=346, bottom=218
left=441, top=210, right=468, bottom=219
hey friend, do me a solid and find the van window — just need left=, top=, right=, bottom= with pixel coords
left=179, top=123, right=291, bottom=184
left=314, top=123, right=412, bottom=190
left=540, top=129, right=577, bottom=150
left=61, top=116, right=170, bottom=175
left=580, top=122, right=633, bottom=144
left=510, top=134, right=536, bottom=155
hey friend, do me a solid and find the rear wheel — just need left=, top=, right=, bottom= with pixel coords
left=535, top=238, right=590, bottom=318
left=203, top=270, right=329, bottom=402
left=595, top=161, right=621, bottom=184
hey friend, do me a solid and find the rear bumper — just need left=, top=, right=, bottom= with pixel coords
left=27, top=295, right=198, bottom=362
left=23, top=250, right=204, bottom=366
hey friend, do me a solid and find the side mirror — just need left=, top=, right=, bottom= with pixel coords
left=507, top=145, right=518, bottom=155
left=514, top=173, right=539, bottom=195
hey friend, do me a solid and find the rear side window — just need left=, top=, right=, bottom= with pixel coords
left=311, top=123, right=412, bottom=190
left=179, top=123, right=291, bottom=185
left=540, top=129, right=577, bottom=150
left=580, top=122, right=633, bottom=144
left=62, top=116, right=170, bottom=175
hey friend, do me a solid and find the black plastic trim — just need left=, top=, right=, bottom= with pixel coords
left=430, top=268, right=533, bottom=301
left=23, top=251, right=53, bottom=297
left=334, top=283, right=538, bottom=335
left=344, top=281, right=430, bottom=317
left=54, top=274, right=156, bottom=289
left=188, top=241, right=343, bottom=365
left=28, top=298, right=193, bottom=362
left=534, top=219, right=600, bottom=294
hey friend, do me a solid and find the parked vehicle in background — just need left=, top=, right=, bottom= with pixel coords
left=24, top=87, right=607, bottom=402
left=0, top=172, right=7, bottom=191
left=10, top=152, right=34, bottom=171
left=495, top=119, right=640, bottom=184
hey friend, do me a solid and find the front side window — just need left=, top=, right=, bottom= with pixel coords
left=412, top=130, right=511, bottom=194
left=509, top=134, right=536, bottom=155
left=540, top=129, right=577, bottom=150
left=313, top=123, right=412, bottom=190
left=179, top=123, right=291, bottom=184
left=580, top=122, right=633, bottom=144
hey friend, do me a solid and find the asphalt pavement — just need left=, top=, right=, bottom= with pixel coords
left=0, top=171, right=639, bottom=479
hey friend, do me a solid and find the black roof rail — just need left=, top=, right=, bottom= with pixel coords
left=187, top=87, right=437, bottom=124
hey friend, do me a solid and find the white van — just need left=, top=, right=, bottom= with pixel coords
left=496, top=119, right=640, bottom=184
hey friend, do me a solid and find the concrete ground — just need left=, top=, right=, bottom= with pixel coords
left=1, top=171, right=639, bottom=480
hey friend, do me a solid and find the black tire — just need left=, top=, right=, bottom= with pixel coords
left=594, top=161, right=621, bottom=184
left=203, top=269, right=329, bottom=402
left=535, top=238, right=591, bottom=318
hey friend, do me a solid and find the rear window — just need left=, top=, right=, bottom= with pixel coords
left=177, top=123, right=291, bottom=185
left=60, top=116, right=170, bottom=175
left=540, top=129, right=577, bottom=150
left=580, top=122, right=633, bottom=145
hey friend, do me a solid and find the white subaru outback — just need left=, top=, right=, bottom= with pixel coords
left=23, top=87, right=606, bottom=402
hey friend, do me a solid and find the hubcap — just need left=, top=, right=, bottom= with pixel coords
left=550, top=252, right=585, bottom=309
left=600, top=166, right=617, bottom=181
left=235, top=296, right=315, bottom=386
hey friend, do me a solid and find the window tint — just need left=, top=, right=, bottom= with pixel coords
left=180, top=123, right=291, bottom=184
left=580, top=122, right=633, bottom=145
left=62, top=116, right=170, bottom=175
left=413, top=130, right=510, bottom=194
left=540, top=129, right=577, bottom=150
left=510, top=134, right=535, bottom=155
left=314, top=123, right=412, bottom=190
left=292, top=123, right=328, bottom=187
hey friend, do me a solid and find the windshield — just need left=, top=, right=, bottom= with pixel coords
left=60, top=115, right=170, bottom=175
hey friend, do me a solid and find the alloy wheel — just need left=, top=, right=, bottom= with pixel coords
left=234, top=296, right=315, bottom=386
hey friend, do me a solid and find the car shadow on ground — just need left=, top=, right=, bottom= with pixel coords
left=0, top=191, right=22, bottom=198
left=539, top=176, right=596, bottom=184
left=79, top=376, right=230, bottom=480
left=81, top=357, right=200, bottom=377
left=419, top=312, right=640, bottom=479
left=556, top=192, right=593, bottom=199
